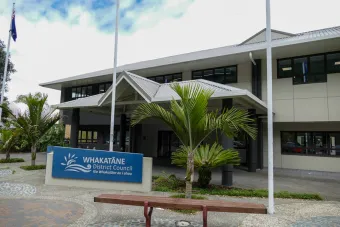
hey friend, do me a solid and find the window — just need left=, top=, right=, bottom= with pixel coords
left=157, top=131, right=181, bottom=157
left=293, top=57, right=308, bottom=84
left=278, top=59, right=293, bottom=78
left=99, top=82, right=112, bottom=93
left=327, top=52, right=340, bottom=73
left=278, top=51, right=340, bottom=84
left=71, top=85, right=93, bottom=100
left=148, top=73, right=182, bottom=83
left=78, top=130, right=98, bottom=143
left=192, top=65, right=237, bottom=84
left=281, top=131, right=340, bottom=157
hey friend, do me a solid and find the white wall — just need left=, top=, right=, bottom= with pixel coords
left=229, top=62, right=252, bottom=91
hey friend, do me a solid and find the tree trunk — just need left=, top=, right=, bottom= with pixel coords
left=185, top=151, right=194, bottom=199
left=5, top=150, right=10, bottom=160
left=31, top=145, right=36, bottom=166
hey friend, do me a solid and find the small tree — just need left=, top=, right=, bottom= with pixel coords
left=131, top=84, right=256, bottom=198
left=0, top=128, right=17, bottom=160
left=1, top=93, right=60, bottom=166
left=172, top=142, right=240, bottom=187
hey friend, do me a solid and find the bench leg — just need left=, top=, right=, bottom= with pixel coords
left=202, top=205, right=208, bottom=227
left=144, top=201, right=153, bottom=227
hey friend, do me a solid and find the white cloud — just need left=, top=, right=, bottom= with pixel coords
left=0, top=0, right=339, bottom=107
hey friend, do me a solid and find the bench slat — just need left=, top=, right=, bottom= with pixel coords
left=94, top=194, right=267, bottom=214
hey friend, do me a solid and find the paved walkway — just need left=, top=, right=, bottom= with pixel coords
left=1, top=152, right=340, bottom=226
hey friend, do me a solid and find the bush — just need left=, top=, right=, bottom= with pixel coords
left=0, top=158, right=25, bottom=163
left=20, top=165, right=46, bottom=170
left=37, top=124, right=66, bottom=152
left=153, top=173, right=185, bottom=191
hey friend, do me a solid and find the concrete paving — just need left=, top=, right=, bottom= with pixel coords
left=1, top=152, right=340, bottom=226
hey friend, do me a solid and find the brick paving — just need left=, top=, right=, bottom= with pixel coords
left=1, top=152, right=340, bottom=226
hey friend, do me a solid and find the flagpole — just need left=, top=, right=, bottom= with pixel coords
left=109, top=0, right=120, bottom=151
left=0, top=3, right=15, bottom=123
left=266, top=0, right=275, bottom=214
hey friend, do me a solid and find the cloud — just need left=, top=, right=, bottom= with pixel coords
left=0, top=0, right=339, bottom=107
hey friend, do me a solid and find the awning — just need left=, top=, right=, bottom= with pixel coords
left=54, top=71, right=268, bottom=114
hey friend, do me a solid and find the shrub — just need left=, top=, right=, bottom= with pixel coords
left=153, top=173, right=185, bottom=191
left=172, top=143, right=240, bottom=187
left=0, top=158, right=24, bottom=163
left=20, top=165, right=46, bottom=170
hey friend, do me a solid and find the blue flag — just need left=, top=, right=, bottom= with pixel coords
left=11, top=9, right=17, bottom=42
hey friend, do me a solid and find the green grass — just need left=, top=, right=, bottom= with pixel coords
left=0, top=166, right=10, bottom=169
left=0, top=158, right=25, bottom=163
left=153, top=175, right=323, bottom=201
left=169, top=194, right=207, bottom=214
left=20, top=165, right=46, bottom=170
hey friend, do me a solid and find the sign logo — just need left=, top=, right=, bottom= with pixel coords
left=61, top=153, right=91, bottom=173
left=52, top=147, right=143, bottom=183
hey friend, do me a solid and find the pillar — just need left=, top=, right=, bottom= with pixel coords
left=70, top=108, right=80, bottom=148
left=251, top=59, right=262, bottom=99
left=120, top=114, right=127, bottom=152
left=247, top=109, right=258, bottom=172
left=221, top=99, right=233, bottom=186
left=257, top=117, right=264, bottom=169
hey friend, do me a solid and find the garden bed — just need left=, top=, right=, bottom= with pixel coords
left=153, top=174, right=323, bottom=201
left=20, top=165, right=46, bottom=170
left=0, top=158, right=25, bottom=163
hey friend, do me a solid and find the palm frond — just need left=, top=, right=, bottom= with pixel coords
left=172, top=142, right=240, bottom=169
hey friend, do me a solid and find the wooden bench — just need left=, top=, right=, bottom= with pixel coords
left=94, top=194, right=267, bottom=227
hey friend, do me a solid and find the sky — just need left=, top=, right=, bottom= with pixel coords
left=0, top=0, right=339, bottom=107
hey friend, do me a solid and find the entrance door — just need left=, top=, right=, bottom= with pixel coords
left=157, top=131, right=180, bottom=157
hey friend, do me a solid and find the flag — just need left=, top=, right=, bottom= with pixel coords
left=11, top=9, right=17, bottom=42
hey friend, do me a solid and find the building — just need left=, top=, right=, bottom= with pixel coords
left=40, top=26, right=340, bottom=173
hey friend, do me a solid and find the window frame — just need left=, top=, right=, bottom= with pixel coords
left=280, top=131, right=340, bottom=157
left=191, top=65, right=238, bottom=84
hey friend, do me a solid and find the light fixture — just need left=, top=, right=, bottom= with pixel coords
left=282, top=67, right=292, bottom=71
left=334, top=61, right=340, bottom=65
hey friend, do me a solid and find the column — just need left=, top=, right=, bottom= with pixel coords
left=257, top=118, right=264, bottom=169
left=247, top=109, right=258, bottom=172
left=221, top=99, right=233, bottom=186
left=70, top=108, right=80, bottom=148
left=251, top=59, right=262, bottom=99
left=120, top=114, right=127, bottom=152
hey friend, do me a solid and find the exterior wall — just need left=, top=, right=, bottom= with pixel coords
left=261, top=58, right=340, bottom=122
left=229, top=62, right=252, bottom=91
left=263, top=122, right=340, bottom=172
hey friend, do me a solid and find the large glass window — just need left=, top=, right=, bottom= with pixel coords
left=327, top=52, right=340, bottom=73
left=281, top=131, right=340, bottom=157
left=71, top=85, right=93, bottom=100
left=78, top=130, right=98, bottom=144
left=148, top=73, right=182, bottom=83
left=278, top=51, right=340, bottom=84
left=192, top=65, right=237, bottom=84
left=99, top=82, right=112, bottom=93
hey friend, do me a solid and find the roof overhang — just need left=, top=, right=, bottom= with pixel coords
left=40, top=26, right=340, bottom=90
left=53, top=71, right=268, bottom=115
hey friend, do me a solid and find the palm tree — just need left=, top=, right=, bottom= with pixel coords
left=0, top=128, right=17, bottom=160
left=172, top=142, right=241, bottom=188
left=131, top=83, right=256, bottom=198
left=1, top=93, right=60, bottom=166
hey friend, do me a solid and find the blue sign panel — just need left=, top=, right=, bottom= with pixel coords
left=52, top=147, right=143, bottom=183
